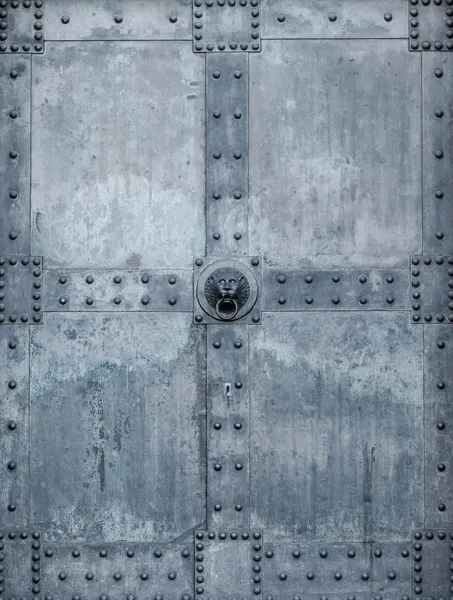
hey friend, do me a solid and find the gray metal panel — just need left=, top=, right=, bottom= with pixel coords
left=193, top=530, right=262, bottom=599
left=206, top=54, right=249, bottom=256
left=424, top=326, right=453, bottom=527
left=0, top=530, right=41, bottom=599
left=30, top=313, right=206, bottom=542
left=45, top=0, right=192, bottom=41
left=0, top=256, right=42, bottom=324
left=262, top=542, right=412, bottom=600
left=410, top=0, right=453, bottom=51
left=263, top=268, right=409, bottom=311
left=411, top=530, right=452, bottom=598
left=262, top=0, right=407, bottom=40
left=410, top=255, right=453, bottom=323
left=31, top=41, right=205, bottom=269
left=43, top=269, right=193, bottom=312
left=0, top=326, right=29, bottom=527
left=249, top=40, right=421, bottom=269
left=0, top=1, right=44, bottom=54
left=0, top=55, right=30, bottom=256
left=193, top=0, right=261, bottom=53
left=207, top=326, right=250, bottom=530
left=249, top=312, right=423, bottom=542
left=41, top=541, right=194, bottom=600
left=422, top=53, right=453, bottom=253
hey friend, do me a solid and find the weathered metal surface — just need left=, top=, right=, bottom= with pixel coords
left=44, top=269, right=193, bottom=312
left=206, top=53, right=249, bottom=255
left=262, top=542, right=412, bottom=600
left=194, top=531, right=262, bottom=599
left=249, top=40, right=421, bottom=269
left=410, top=255, right=453, bottom=323
left=41, top=541, right=194, bottom=600
left=263, top=268, right=409, bottom=311
left=207, top=326, right=250, bottom=529
left=31, top=41, right=205, bottom=269
left=249, top=313, right=423, bottom=541
left=0, top=0, right=44, bottom=54
left=30, top=313, right=206, bottom=542
left=0, top=327, right=29, bottom=527
left=193, top=0, right=260, bottom=53
left=424, top=327, right=453, bottom=526
left=0, top=55, right=30, bottom=256
left=422, top=53, right=453, bottom=253
left=411, top=530, right=452, bottom=598
left=194, top=256, right=261, bottom=324
left=0, top=530, right=41, bottom=599
left=0, top=256, right=42, bottom=324
left=45, top=0, right=192, bottom=41
left=409, top=0, right=453, bottom=51
left=262, top=0, right=407, bottom=40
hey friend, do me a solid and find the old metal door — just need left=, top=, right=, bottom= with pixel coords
left=1, top=0, right=452, bottom=598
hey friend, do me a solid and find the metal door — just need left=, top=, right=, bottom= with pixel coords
left=1, top=0, right=452, bottom=598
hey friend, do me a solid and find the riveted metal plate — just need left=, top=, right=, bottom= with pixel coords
left=0, top=327, right=29, bottom=526
left=263, top=0, right=407, bottom=39
left=193, top=0, right=261, bottom=53
left=193, top=530, right=263, bottom=599
left=262, top=542, right=412, bottom=600
left=0, top=257, right=43, bottom=325
left=423, top=54, right=453, bottom=253
left=194, top=257, right=262, bottom=324
left=207, top=326, right=250, bottom=529
left=41, top=542, right=194, bottom=600
left=0, top=55, right=30, bottom=256
left=424, top=327, right=453, bottom=526
left=249, top=40, right=421, bottom=269
left=31, top=42, right=205, bottom=269
left=30, top=313, right=206, bottom=542
left=0, top=530, right=41, bottom=599
left=409, top=0, right=453, bottom=51
left=45, top=0, right=192, bottom=41
left=250, top=313, right=423, bottom=541
left=43, top=269, right=193, bottom=312
left=410, top=255, right=453, bottom=323
left=206, top=53, right=249, bottom=255
left=0, top=0, right=44, bottom=54
left=411, top=530, right=452, bottom=598
left=263, top=268, right=409, bottom=311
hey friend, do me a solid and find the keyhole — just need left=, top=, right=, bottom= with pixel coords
left=225, top=383, right=231, bottom=397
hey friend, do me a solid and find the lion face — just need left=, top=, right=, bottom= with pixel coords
left=204, top=268, right=250, bottom=313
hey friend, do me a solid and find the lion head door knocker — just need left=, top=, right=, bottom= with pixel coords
left=195, top=259, right=259, bottom=323
left=205, top=268, right=250, bottom=320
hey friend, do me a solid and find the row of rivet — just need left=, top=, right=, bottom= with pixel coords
left=0, top=257, right=42, bottom=323
left=193, top=0, right=260, bottom=53
left=275, top=11, right=392, bottom=24
left=59, top=12, right=179, bottom=25
left=195, top=532, right=262, bottom=597
left=410, top=0, right=453, bottom=51
left=0, top=0, right=43, bottom=53
left=411, top=256, right=453, bottom=322
left=0, top=531, right=40, bottom=597
left=412, top=530, right=453, bottom=595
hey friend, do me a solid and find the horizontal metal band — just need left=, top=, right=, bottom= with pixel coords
left=263, top=268, right=409, bottom=312
left=42, top=269, right=193, bottom=313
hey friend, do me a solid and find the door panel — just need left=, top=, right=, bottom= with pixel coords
left=2, top=1, right=453, bottom=598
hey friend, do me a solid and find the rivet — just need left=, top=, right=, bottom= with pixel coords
left=329, top=13, right=337, bottom=21
left=61, top=15, right=70, bottom=23
left=277, top=14, right=285, bottom=22
left=384, top=12, right=392, bottom=21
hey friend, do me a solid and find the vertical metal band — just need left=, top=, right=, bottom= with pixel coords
left=0, top=55, right=30, bottom=256
left=0, top=326, right=29, bottom=526
left=206, top=325, right=250, bottom=529
left=206, top=53, right=249, bottom=256
left=424, top=326, right=453, bottom=525
left=422, top=54, right=453, bottom=254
